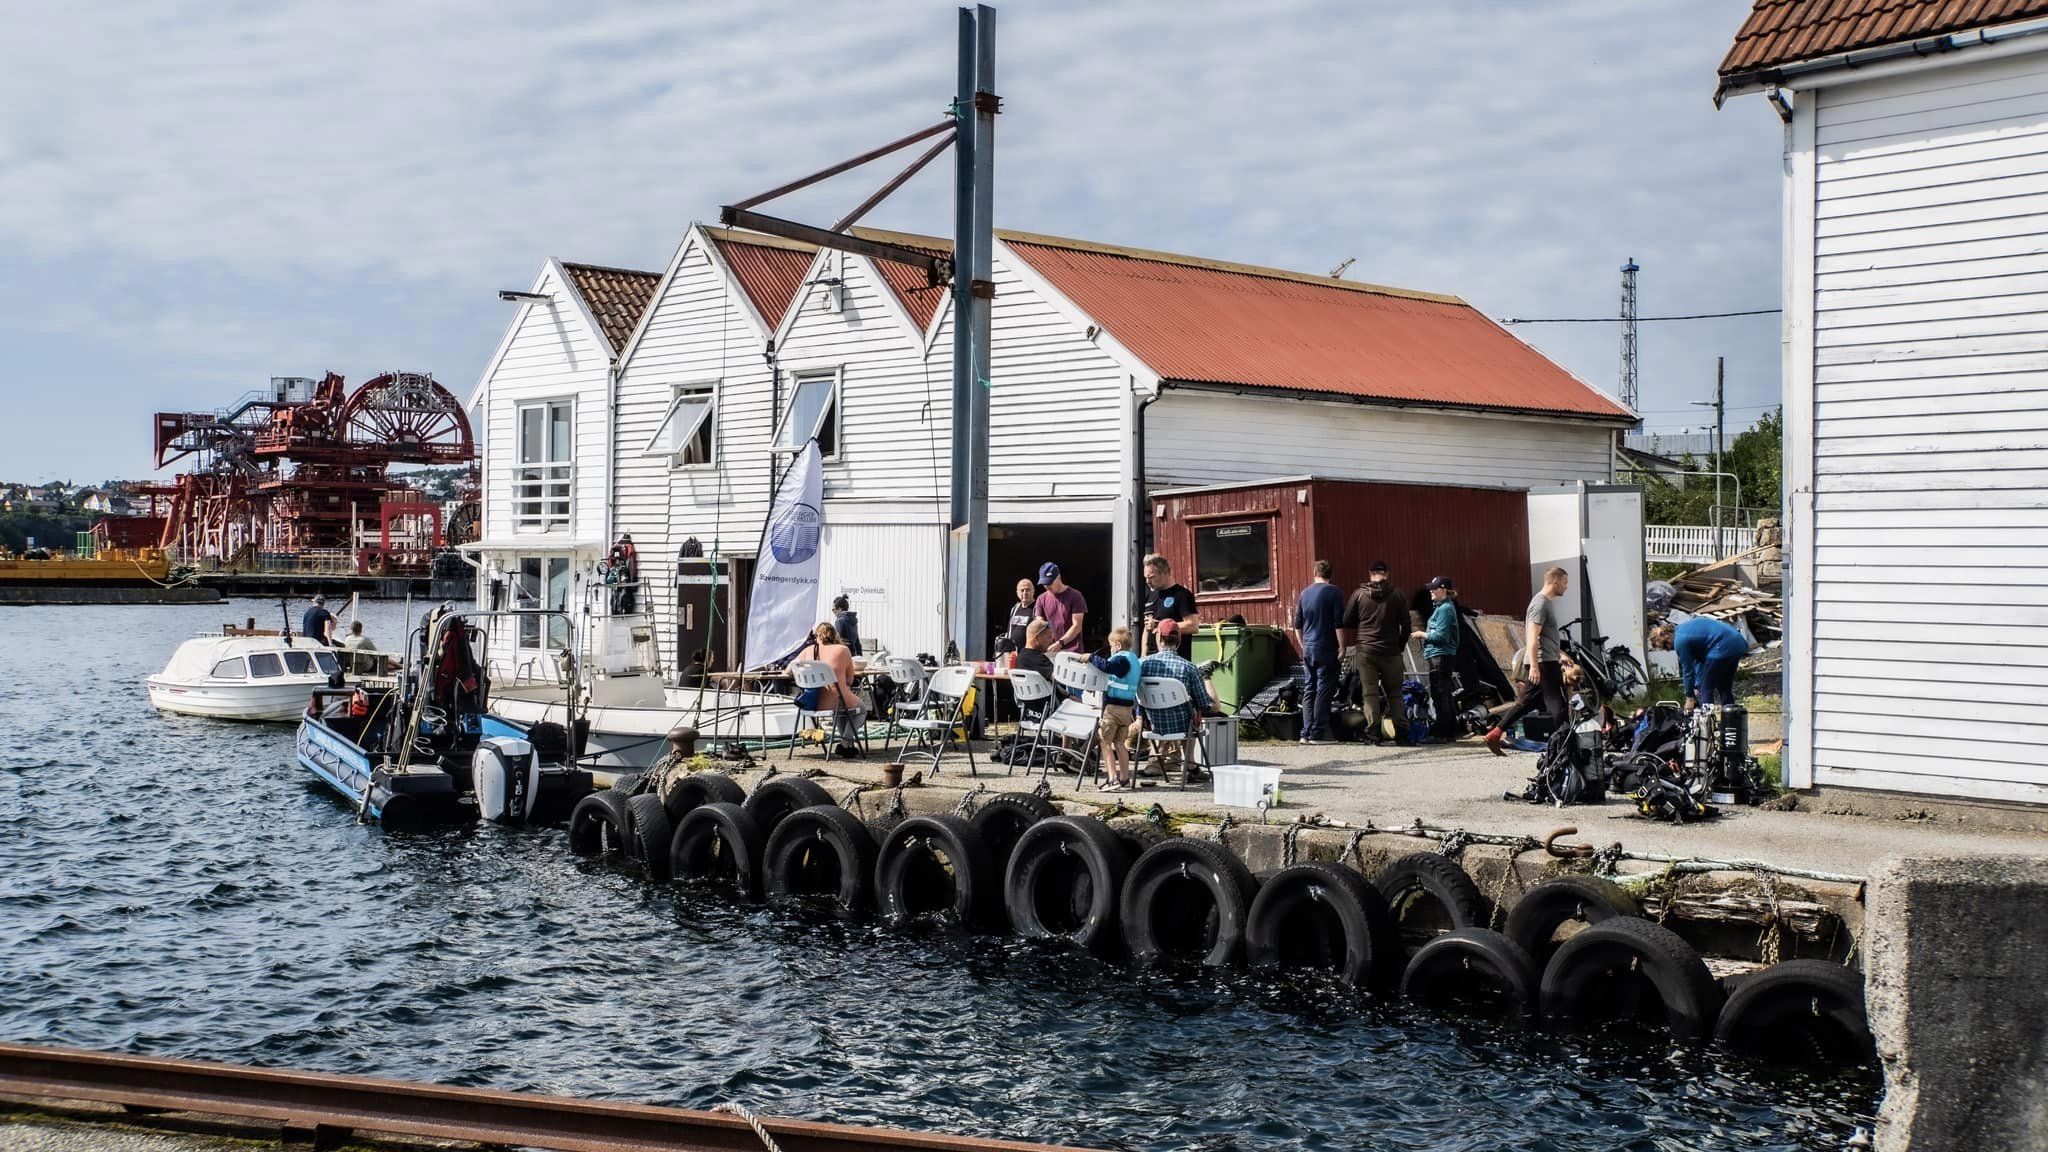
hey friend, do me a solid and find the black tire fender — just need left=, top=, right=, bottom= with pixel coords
left=1400, top=927, right=1540, bottom=1021
left=763, top=803, right=879, bottom=916
left=1540, top=916, right=1724, bottom=1042
left=742, top=776, right=835, bottom=841
left=1504, top=874, right=1642, bottom=970
left=970, top=792, right=1058, bottom=878
left=1119, top=837, right=1258, bottom=968
left=624, top=793, right=675, bottom=881
left=874, top=814, right=994, bottom=929
left=1003, top=816, right=1131, bottom=952
left=1714, top=958, right=1873, bottom=1067
left=567, top=790, right=632, bottom=858
left=1244, top=861, right=1402, bottom=992
left=664, top=770, right=746, bottom=824
left=670, top=801, right=766, bottom=901
left=1375, top=852, right=1491, bottom=951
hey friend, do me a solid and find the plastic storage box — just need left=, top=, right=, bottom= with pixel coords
left=1202, top=715, right=1239, bottom=767
left=1211, top=764, right=1283, bottom=809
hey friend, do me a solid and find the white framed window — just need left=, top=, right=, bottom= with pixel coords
left=515, top=400, right=573, bottom=531
left=515, top=556, right=572, bottom=650
left=772, top=369, right=839, bottom=458
left=643, top=381, right=717, bottom=469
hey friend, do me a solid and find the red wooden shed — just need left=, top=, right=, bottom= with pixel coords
left=1148, top=476, right=1531, bottom=639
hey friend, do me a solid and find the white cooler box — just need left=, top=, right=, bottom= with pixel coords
left=1211, top=764, right=1283, bottom=809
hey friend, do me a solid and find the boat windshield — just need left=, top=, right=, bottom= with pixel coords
left=313, top=651, right=340, bottom=675
left=209, top=658, right=247, bottom=680
left=248, top=653, right=284, bottom=678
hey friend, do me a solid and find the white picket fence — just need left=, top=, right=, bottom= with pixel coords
left=1645, top=525, right=1750, bottom=566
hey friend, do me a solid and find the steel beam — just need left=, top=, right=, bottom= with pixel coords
left=728, top=120, right=956, bottom=213
left=0, top=1042, right=1078, bottom=1152
left=719, top=208, right=954, bottom=285
left=961, top=3, right=997, bottom=663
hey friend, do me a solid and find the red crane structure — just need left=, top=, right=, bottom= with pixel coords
left=147, top=372, right=477, bottom=574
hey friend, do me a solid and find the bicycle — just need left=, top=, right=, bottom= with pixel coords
left=1509, top=618, right=1648, bottom=704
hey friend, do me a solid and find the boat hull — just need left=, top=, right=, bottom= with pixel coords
left=296, top=717, right=467, bottom=824
left=148, top=677, right=327, bottom=723
left=490, top=685, right=799, bottom=771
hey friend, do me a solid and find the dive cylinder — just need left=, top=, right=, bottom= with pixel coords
left=474, top=736, right=539, bottom=825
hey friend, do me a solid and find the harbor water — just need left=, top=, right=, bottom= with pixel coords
left=0, top=602, right=1876, bottom=1150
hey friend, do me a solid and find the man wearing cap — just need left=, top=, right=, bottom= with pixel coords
left=1340, top=560, right=1412, bottom=744
left=1139, top=618, right=1210, bottom=779
left=301, top=595, right=337, bottom=647
left=1034, top=563, right=1088, bottom=655
left=1415, top=577, right=1461, bottom=742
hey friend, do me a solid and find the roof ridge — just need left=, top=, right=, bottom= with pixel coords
left=703, top=225, right=819, bottom=255
left=994, top=228, right=1465, bottom=305
left=558, top=259, right=662, bottom=279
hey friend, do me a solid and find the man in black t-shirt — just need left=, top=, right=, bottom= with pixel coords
left=1139, top=553, right=1200, bottom=657
left=1003, top=577, right=1037, bottom=651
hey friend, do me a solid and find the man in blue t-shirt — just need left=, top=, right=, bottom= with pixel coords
left=1653, top=615, right=1750, bottom=708
left=300, top=595, right=336, bottom=646
left=1291, top=559, right=1345, bottom=744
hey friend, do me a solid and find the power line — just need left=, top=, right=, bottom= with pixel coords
left=1499, top=307, right=1780, bottom=324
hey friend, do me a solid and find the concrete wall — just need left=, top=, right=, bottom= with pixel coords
left=1866, top=855, right=2048, bottom=1152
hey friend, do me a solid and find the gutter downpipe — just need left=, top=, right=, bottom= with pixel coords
left=1716, top=14, right=2048, bottom=105
left=1131, top=380, right=1162, bottom=630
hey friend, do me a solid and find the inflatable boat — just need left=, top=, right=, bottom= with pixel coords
left=295, top=606, right=593, bottom=826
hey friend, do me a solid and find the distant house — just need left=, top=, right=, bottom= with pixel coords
left=79, top=490, right=114, bottom=513
left=471, top=220, right=1634, bottom=674
left=1720, top=2, right=2048, bottom=805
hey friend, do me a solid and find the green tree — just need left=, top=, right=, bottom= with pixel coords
left=1639, top=408, right=1782, bottom=527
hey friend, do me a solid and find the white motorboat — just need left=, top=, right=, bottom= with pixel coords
left=147, top=634, right=343, bottom=722
left=491, top=672, right=797, bottom=772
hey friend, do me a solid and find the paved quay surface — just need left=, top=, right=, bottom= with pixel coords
left=1, top=1118, right=262, bottom=1152
left=851, top=736, right=2048, bottom=879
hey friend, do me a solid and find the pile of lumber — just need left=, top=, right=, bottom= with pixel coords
left=1667, top=543, right=1783, bottom=645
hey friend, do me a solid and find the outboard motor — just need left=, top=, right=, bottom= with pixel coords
left=473, top=736, right=539, bottom=826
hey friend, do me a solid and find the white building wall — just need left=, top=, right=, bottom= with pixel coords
left=1145, top=391, right=1615, bottom=491
left=1789, top=49, right=2048, bottom=804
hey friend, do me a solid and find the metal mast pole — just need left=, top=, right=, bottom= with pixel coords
left=1619, top=258, right=1640, bottom=414
left=949, top=11, right=975, bottom=539
left=966, top=4, right=996, bottom=662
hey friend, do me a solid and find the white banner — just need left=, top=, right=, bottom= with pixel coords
left=744, top=440, right=824, bottom=670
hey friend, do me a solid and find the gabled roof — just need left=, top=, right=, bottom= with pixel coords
left=850, top=226, right=952, bottom=333
left=704, top=228, right=816, bottom=333
left=1720, top=0, right=2048, bottom=78
left=998, top=230, right=1633, bottom=422
left=559, top=262, right=663, bottom=355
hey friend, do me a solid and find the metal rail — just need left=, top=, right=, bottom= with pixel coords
left=0, top=1042, right=1080, bottom=1152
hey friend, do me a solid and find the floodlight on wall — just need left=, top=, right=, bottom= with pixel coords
left=498, top=290, right=552, bottom=302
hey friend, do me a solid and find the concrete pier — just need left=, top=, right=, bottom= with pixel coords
left=1866, top=856, right=2048, bottom=1152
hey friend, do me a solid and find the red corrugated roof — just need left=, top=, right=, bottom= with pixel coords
left=559, top=262, right=662, bottom=355
left=707, top=229, right=816, bottom=330
left=1000, top=233, right=1632, bottom=421
left=850, top=227, right=950, bottom=333
left=1720, top=0, right=2048, bottom=76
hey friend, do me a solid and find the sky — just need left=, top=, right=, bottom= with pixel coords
left=0, top=0, right=1785, bottom=484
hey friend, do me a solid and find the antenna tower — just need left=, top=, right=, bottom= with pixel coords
left=1619, top=257, right=1640, bottom=413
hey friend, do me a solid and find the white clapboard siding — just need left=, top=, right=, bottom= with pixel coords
left=1144, top=390, right=1613, bottom=491
left=1799, top=52, right=2048, bottom=803
left=817, top=522, right=948, bottom=659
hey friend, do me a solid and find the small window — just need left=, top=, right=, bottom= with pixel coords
left=644, top=383, right=716, bottom=468
left=283, top=651, right=315, bottom=675
left=247, top=652, right=285, bottom=678
left=314, top=651, right=340, bottom=674
left=772, top=372, right=838, bottom=457
left=1193, top=520, right=1273, bottom=594
left=209, top=658, right=247, bottom=680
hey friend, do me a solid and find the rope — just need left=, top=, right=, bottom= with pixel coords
left=953, top=782, right=988, bottom=817
left=883, top=785, right=907, bottom=827
left=712, top=1103, right=785, bottom=1152
left=1590, top=842, right=1625, bottom=877
left=1281, top=821, right=1305, bottom=867
left=841, top=784, right=869, bottom=822
left=1031, top=777, right=1052, bottom=801
left=1486, top=836, right=1541, bottom=931
left=1755, top=866, right=1786, bottom=964
left=1215, top=811, right=1235, bottom=850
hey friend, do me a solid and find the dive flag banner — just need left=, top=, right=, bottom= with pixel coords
left=744, top=439, right=824, bottom=670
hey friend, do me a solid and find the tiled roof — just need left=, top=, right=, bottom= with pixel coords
left=998, top=231, right=1633, bottom=422
left=851, top=227, right=952, bottom=333
left=1720, top=0, right=2048, bottom=76
left=559, top=262, right=662, bottom=355
left=706, top=228, right=817, bottom=331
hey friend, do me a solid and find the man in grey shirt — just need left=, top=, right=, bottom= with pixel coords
left=1486, top=565, right=1570, bottom=754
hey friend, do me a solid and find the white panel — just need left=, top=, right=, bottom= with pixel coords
left=816, top=522, right=947, bottom=660
left=1525, top=490, right=1583, bottom=593
left=1582, top=488, right=1645, bottom=665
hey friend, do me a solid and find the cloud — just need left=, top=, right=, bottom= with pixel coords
left=0, top=0, right=1782, bottom=480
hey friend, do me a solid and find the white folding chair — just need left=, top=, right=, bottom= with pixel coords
left=1045, top=658, right=1107, bottom=785
left=878, top=656, right=931, bottom=754
left=1138, top=675, right=1205, bottom=789
left=1006, top=668, right=1056, bottom=776
left=894, top=663, right=978, bottom=776
left=789, top=660, right=867, bottom=761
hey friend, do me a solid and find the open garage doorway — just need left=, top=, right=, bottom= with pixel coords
left=987, top=522, right=1113, bottom=657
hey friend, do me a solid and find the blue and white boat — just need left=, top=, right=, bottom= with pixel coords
left=295, top=606, right=594, bottom=826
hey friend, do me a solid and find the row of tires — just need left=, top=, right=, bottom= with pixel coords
left=567, top=773, right=1873, bottom=1069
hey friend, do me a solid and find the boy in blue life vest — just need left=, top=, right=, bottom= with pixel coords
left=1413, top=576, right=1461, bottom=741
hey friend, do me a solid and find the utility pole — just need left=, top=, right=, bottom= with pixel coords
left=1694, top=356, right=1726, bottom=538
left=948, top=4, right=996, bottom=661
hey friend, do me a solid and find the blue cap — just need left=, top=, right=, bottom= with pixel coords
left=1038, top=562, right=1060, bottom=584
